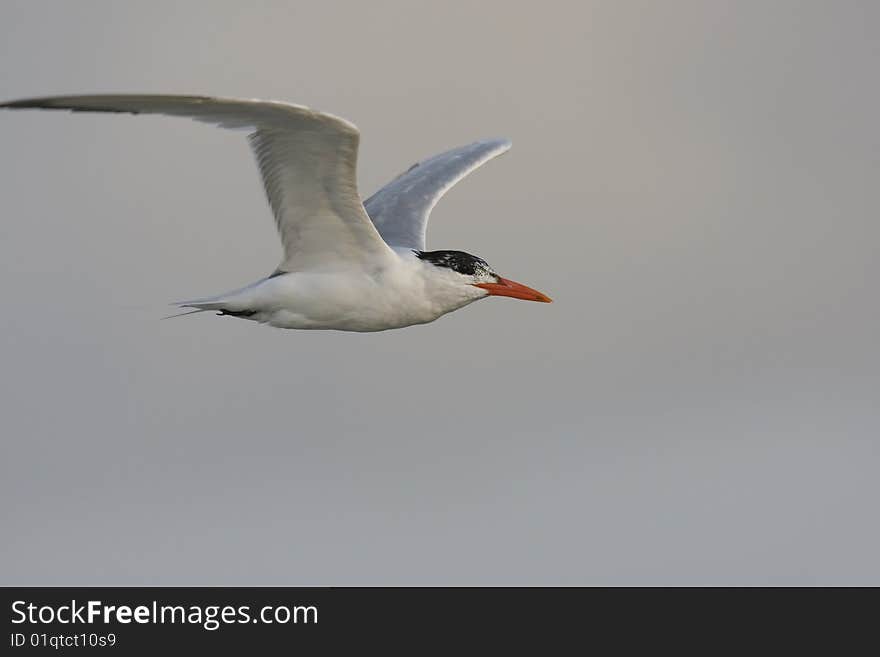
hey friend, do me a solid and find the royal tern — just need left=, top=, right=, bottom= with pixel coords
left=1, top=94, right=551, bottom=332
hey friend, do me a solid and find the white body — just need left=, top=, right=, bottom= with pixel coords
left=201, top=249, right=487, bottom=332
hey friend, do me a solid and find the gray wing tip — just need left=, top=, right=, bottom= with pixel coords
left=0, top=97, right=59, bottom=110
left=0, top=96, right=140, bottom=114
left=464, top=137, right=513, bottom=160
left=0, top=94, right=211, bottom=114
left=481, top=136, right=513, bottom=150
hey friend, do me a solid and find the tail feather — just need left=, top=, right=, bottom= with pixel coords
left=162, top=295, right=228, bottom=320
left=167, top=281, right=265, bottom=320
left=161, top=308, right=209, bottom=320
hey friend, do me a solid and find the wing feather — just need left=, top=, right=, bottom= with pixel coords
left=363, top=138, right=511, bottom=250
left=1, top=94, right=395, bottom=272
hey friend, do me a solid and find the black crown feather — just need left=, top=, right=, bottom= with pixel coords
left=415, top=250, right=495, bottom=277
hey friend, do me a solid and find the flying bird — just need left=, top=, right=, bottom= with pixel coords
left=1, top=95, right=551, bottom=331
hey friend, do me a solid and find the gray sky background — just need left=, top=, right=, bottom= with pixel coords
left=1, top=1, right=878, bottom=585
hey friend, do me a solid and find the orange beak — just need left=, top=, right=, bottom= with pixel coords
left=473, top=277, right=552, bottom=303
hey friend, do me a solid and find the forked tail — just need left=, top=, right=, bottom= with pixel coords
left=164, top=280, right=266, bottom=320
left=161, top=308, right=211, bottom=320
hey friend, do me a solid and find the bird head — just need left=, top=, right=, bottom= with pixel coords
left=416, top=250, right=552, bottom=303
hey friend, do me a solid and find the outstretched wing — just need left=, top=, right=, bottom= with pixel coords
left=0, top=94, right=396, bottom=273
left=364, top=138, right=512, bottom=251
